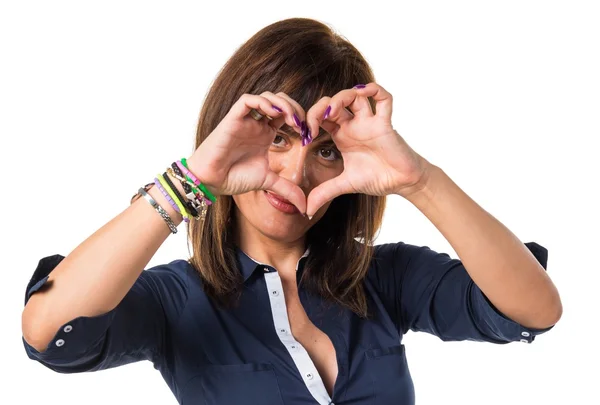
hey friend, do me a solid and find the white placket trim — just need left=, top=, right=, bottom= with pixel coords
left=264, top=271, right=331, bottom=405
left=245, top=247, right=331, bottom=405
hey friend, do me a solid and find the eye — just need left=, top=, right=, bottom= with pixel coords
left=317, top=147, right=340, bottom=161
left=272, top=134, right=287, bottom=147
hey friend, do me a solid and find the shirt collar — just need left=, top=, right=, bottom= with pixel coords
left=235, top=245, right=311, bottom=282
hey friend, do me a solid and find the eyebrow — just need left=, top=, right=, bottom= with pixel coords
left=278, top=125, right=334, bottom=145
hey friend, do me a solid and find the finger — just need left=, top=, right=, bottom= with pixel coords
left=306, top=172, right=354, bottom=218
left=231, top=94, right=287, bottom=125
left=262, top=171, right=307, bottom=215
left=354, top=82, right=393, bottom=120
left=275, top=92, right=307, bottom=123
left=304, top=96, right=343, bottom=142
left=329, top=87, right=374, bottom=119
left=259, top=91, right=303, bottom=134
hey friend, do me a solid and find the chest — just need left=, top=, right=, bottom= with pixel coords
left=173, top=274, right=415, bottom=405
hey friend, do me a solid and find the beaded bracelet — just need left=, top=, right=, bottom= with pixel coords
left=178, top=158, right=217, bottom=203
left=157, top=173, right=190, bottom=223
left=162, top=171, right=200, bottom=218
left=153, top=177, right=182, bottom=214
left=167, top=166, right=210, bottom=207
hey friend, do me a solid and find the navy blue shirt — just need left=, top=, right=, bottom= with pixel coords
left=23, top=241, right=554, bottom=405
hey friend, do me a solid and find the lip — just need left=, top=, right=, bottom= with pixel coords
left=264, top=191, right=299, bottom=214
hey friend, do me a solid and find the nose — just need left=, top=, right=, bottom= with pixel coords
left=271, top=143, right=311, bottom=190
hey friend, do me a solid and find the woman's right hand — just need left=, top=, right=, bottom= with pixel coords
left=186, top=92, right=307, bottom=214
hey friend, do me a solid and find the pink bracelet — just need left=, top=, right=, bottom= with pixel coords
left=176, top=160, right=202, bottom=186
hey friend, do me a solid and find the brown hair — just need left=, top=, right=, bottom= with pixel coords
left=187, top=18, right=386, bottom=318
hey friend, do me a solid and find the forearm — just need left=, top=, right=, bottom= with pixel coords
left=22, top=170, right=187, bottom=352
left=402, top=162, right=562, bottom=329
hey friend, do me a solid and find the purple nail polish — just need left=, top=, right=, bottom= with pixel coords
left=293, top=114, right=302, bottom=127
left=300, top=121, right=307, bottom=138
left=306, top=127, right=313, bottom=142
left=301, top=137, right=308, bottom=147
left=353, top=84, right=366, bottom=89
left=323, top=105, right=331, bottom=120
left=272, top=105, right=283, bottom=113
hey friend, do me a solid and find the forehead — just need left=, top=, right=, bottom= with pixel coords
left=279, top=124, right=332, bottom=141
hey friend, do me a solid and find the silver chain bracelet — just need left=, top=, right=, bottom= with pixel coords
left=138, top=187, right=178, bottom=234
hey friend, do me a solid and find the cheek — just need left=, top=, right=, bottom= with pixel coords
left=308, top=161, right=343, bottom=187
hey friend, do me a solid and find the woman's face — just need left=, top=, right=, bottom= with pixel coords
left=233, top=126, right=343, bottom=243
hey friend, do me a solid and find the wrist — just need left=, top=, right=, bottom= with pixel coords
left=395, top=156, right=436, bottom=200
left=186, top=153, right=219, bottom=197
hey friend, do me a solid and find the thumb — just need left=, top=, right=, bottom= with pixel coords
left=306, top=173, right=352, bottom=218
left=262, top=171, right=307, bottom=215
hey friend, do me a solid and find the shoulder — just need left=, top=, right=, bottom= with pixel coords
left=371, top=241, right=447, bottom=268
left=140, top=258, right=201, bottom=299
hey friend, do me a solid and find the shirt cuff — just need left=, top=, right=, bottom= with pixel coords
left=472, top=241, right=555, bottom=344
left=473, top=286, right=555, bottom=344
left=23, top=254, right=116, bottom=372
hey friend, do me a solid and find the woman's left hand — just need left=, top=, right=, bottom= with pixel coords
left=304, top=82, right=432, bottom=218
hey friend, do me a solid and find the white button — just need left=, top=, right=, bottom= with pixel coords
left=306, top=373, right=314, bottom=380
left=64, top=325, right=73, bottom=333
left=55, top=339, right=65, bottom=347
left=521, top=331, right=530, bottom=337
left=263, top=267, right=269, bottom=272
left=271, top=290, right=279, bottom=296
left=520, top=338, right=529, bottom=343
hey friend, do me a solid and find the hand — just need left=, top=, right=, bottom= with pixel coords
left=304, top=82, right=431, bottom=218
left=187, top=92, right=308, bottom=214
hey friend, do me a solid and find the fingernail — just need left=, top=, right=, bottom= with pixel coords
left=301, top=121, right=307, bottom=137
left=323, top=105, right=331, bottom=120
left=272, top=105, right=283, bottom=113
left=302, top=136, right=309, bottom=147
left=293, top=113, right=302, bottom=127
left=306, top=127, right=312, bottom=142
left=353, top=84, right=366, bottom=89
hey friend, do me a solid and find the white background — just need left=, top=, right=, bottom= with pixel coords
left=1, top=1, right=599, bottom=404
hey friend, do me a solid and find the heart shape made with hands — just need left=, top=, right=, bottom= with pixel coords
left=281, top=82, right=428, bottom=219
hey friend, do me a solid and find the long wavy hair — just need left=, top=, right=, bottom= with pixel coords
left=187, top=18, right=386, bottom=318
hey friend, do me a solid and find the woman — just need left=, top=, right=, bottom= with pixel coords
left=21, top=17, right=562, bottom=405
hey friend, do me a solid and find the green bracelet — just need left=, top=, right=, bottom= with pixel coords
left=181, top=158, right=217, bottom=203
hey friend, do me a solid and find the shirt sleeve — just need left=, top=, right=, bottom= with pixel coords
left=22, top=254, right=191, bottom=373
left=369, top=241, right=555, bottom=344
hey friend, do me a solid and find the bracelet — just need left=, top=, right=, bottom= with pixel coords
left=166, top=168, right=208, bottom=221
left=131, top=182, right=154, bottom=205
left=138, top=187, right=178, bottom=234
left=171, top=162, right=193, bottom=194
left=167, top=166, right=210, bottom=206
left=178, top=158, right=217, bottom=203
left=154, top=177, right=182, bottom=215
left=172, top=162, right=212, bottom=207
left=162, top=170, right=200, bottom=218
left=157, top=173, right=190, bottom=223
